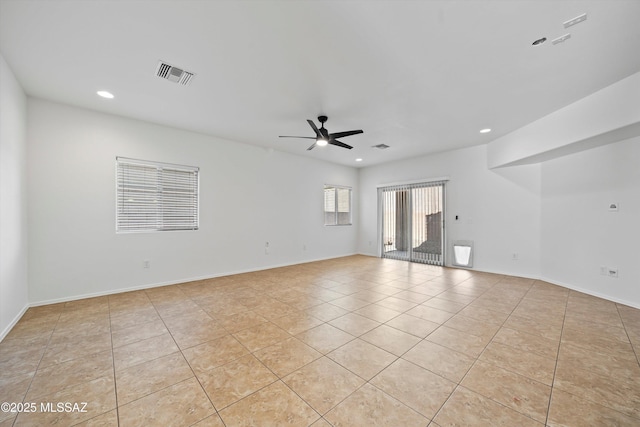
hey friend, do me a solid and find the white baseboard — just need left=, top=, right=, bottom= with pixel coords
left=22, top=252, right=640, bottom=318
left=0, top=303, right=29, bottom=342
left=537, top=276, right=640, bottom=310
left=356, top=252, right=640, bottom=310
left=29, top=253, right=360, bottom=307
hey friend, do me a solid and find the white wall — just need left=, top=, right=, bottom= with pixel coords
left=541, top=137, right=640, bottom=307
left=15, top=75, right=640, bottom=315
left=27, top=99, right=358, bottom=304
left=0, top=54, right=29, bottom=339
left=487, top=71, right=640, bottom=168
left=357, top=137, right=640, bottom=309
left=358, top=144, right=542, bottom=278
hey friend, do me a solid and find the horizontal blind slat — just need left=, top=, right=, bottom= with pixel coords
left=116, top=157, right=199, bottom=232
left=324, top=185, right=352, bottom=226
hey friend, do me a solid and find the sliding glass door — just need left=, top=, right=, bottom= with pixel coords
left=380, top=181, right=445, bottom=265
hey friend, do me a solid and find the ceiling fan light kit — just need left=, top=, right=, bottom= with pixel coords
left=280, top=116, right=363, bottom=151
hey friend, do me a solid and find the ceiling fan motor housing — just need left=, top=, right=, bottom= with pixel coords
left=279, top=115, right=361, bottom=151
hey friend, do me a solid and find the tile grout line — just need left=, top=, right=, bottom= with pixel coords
left=14, top=309, right=61, bottom=426
left=282, top=282, right=435, bottom=424
left=558, top=293, right=640, bottom=422
left=555, top=298, right=640, bottom=422
left=428, top=276, right=535, bottom=425
left=107, top=296, right=121, bottom=427
left=328, top=274, right=505, bottom=424
left=5, top=308, right=61, bottom=427
left=614, top=303, right=640, bottom=367
left=7, top=258, right=640, bottom=425
left=541, top=286, right=569, bottom=427
left=175, top=293, right=224, bottom=427
left=124, top=292, right=216, bottom=423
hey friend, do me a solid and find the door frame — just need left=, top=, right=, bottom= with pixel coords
left=377, top=178, right=448, bottom=266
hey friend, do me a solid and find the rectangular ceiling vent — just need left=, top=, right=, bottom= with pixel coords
left=156, top=61, right=195, bottom=86
left=563, top=13, right=587, bottom=29
left=372, top=144, right=390, bottom=150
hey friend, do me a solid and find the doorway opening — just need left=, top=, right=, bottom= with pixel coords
left=379, top=181, right=445, bottom=265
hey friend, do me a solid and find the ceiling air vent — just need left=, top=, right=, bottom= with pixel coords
left=372, top=144, right=390, bottom=150
left=156, top=61, right=195, bottom=86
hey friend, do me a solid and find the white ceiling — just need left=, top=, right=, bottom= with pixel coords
left=2, top=0, right=639, bottom=167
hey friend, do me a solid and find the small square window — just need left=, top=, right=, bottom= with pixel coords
left=324, top=185, right=352, bottom=226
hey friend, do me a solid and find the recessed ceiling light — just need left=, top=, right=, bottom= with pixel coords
left=355, top=158, right=363, bottom=162
left=479, top=128, right=492, bottom=134
left=532, top=37, right=547, bottom=46
left=97, top=90, right=114, bottom=99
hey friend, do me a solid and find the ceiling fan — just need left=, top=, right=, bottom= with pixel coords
left=280, top=116, right=363, bottom=150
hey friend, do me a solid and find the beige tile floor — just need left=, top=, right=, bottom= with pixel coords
left=1, top=255, right=639, bottom=426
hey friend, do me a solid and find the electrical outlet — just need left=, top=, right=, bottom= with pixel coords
left=608, top=268, right=618, bottom=278
left=512, top=253, right=519, bottom=261
left=143, top=260, right=150, bottom=269
left=600, top=266, right=608, bottom=276
left=265, top=242, right=269, bottom=255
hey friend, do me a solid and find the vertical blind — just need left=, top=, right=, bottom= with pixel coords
left=324, top=185, right=352, bottom=226
left=116, top=157, right=199, bottom=232
left=379, top=180, right=445, bottom=265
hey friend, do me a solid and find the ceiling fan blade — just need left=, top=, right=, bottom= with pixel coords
left=329, top=129, right=363, bottom=139
left=279, top=135, right=316, bottom=139
left=307, top=119, right=322, bottom=138
left=329, top=139, right=353, bottom=149
left=307, top=142, right=317, bottom=151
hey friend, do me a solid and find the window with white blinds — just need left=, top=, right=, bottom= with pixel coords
left=116, top=157, right=199, bottom=232
left=324, top=185, right=352, bottom=226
